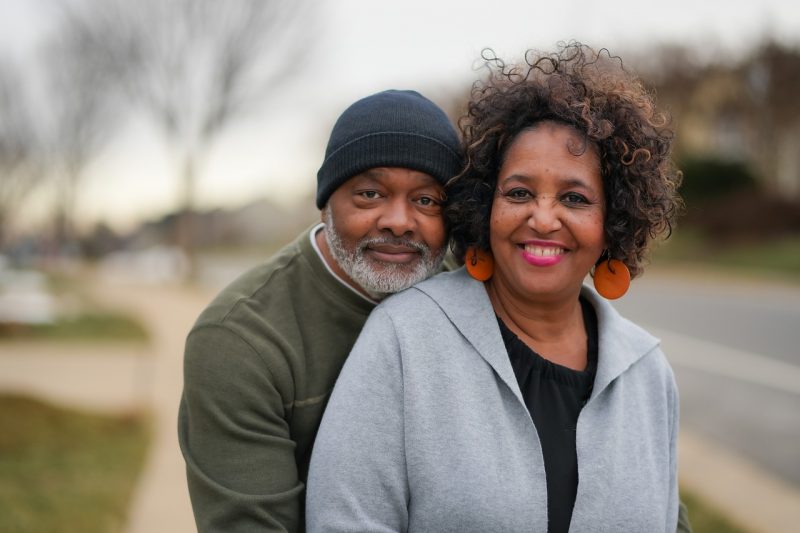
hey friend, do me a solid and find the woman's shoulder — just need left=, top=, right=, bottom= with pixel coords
left=583, top=286, right=676, bottom=383
left=381, top=268, right=478, bottom=310
left=583, top=286, right=659, bottom=347
left=376, top=268, right=493, bottom=334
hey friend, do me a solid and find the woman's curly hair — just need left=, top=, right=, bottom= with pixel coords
left=445, top=42, right=683, bottom=278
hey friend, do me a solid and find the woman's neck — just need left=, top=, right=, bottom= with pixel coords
left=486, top=278, right=588, bottom=370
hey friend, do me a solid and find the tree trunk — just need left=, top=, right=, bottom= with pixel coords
left=176, top=150, right=198, bottom=281
left=54, top=170, right=78, bottom=257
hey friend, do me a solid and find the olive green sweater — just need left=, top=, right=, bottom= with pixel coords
left=178, top=226, right=375, bottom=533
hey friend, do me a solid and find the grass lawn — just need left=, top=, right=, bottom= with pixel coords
left=653, top=231, right=800, bottom=283
left=0, top=395, right=150, bottom=533
left=682, top=487, right=750, bottom=533
left=0, top=311, right=148, bottom=343
left=1, top=268, right=149, bottom=344
left=0, top=312, right=147, bottom=342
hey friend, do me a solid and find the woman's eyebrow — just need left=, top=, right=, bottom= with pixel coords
left=501, top=174, right=596, bottom=190
left=560, top=177, right=597, bottom=191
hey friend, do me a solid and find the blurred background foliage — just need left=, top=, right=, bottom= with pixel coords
left=0, top=2, right=798, bottom=283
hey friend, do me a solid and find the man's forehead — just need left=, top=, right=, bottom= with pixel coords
left=348, top=167, right=442, bottom=187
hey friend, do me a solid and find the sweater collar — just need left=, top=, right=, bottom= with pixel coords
left=579, top=286, right=660, bottom=401
left=413, top=269, right=660, bottom=403
left=298, top=224, right=376, bottom=316
left=414, top=269, right=525, bottom=406
left=308, top=223, right=379, bottom=305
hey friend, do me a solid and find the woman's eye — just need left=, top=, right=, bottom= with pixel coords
left=504, top=188, right=533, bottom=201
left=562, top=192, right=589, bottom=205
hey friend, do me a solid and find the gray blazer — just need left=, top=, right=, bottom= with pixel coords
left=307, top=268, right=679, bottom=532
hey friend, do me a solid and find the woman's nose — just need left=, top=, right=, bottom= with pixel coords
left=526, top=197, right=563, bottom=234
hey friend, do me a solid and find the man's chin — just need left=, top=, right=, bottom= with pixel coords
left=365, top=257, right=423, bottom=273
left=352, top=260, right=431, bottom=295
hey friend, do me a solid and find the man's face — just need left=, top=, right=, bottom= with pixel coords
left=322, top=167, right=447, bottom=298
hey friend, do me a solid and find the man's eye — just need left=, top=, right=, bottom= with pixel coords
left=359, top=191, right=380, bottom=199
left=417, top=196, right=441, bottom=206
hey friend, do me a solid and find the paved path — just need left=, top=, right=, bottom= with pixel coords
left=0, top=279, right=213, bottom=533
left=0, top=342, right=152, bottom=413
left=87, top=281, right=215, bottom=533
left=1, top=275, right=799, bottom=532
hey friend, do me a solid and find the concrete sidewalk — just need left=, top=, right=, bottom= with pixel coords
left=0, top=280, right=212, bottom=533
left=87, top=281, right=213, bottom=533
left=1, top=279, right=798, bottom=532
left=679, top=431, right=800, bottom=532
left=0, top=342, right=152, bottom=414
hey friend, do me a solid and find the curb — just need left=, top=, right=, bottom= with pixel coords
left=679, top=429, right=800, bottom=533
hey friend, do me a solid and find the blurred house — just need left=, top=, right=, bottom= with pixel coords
left=650, top=42, right=800, bottom=201
left=125, top=195, right=318, bottom=252
left=0, top=266, right=56, bottom=325
left=92, top=196, right=318, bottom=286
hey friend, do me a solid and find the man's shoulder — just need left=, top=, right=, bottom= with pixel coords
left=193, top=231, right=311, bottom=328
left=188, top=225, right=371, bottom=353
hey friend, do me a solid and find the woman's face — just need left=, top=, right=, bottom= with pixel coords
left=489, top=122, right=606, bottom=302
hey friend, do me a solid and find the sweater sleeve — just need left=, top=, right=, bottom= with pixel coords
left=667, top=370, right=682, bottom=533
left=178, top=325, right=302, bottom=533
left=306, top=308, right=408, bottom=533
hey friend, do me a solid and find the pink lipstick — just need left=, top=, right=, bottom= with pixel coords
left=521, top=242, right=566, bottom=267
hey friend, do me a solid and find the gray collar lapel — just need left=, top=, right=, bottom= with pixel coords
left=414, top=273, right=660, bottom=407
left=414, top=268, right=525, bottom=406
left=582, top=286, right=660, bottom=401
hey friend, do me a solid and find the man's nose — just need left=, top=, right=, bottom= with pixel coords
left=377, top=198, right=416, bottom=237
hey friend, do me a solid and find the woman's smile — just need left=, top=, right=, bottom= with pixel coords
left=520, top=241, right=567, bottom=266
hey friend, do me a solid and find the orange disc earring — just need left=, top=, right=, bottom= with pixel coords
left=593, top=258, right=631, bottom=300
left=465, top=247, right=494, bottom=281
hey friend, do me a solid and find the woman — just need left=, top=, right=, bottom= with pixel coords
left=307, top=43, right=684, bottom=532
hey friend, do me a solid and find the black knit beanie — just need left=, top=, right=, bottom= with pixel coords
left=316, top=89, right=462, bottom=209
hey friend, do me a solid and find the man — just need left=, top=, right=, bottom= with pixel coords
left=178, top=89, right=462, bottom=532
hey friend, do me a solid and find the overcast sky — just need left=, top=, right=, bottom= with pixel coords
left=2, top=0, right=799, bottom=232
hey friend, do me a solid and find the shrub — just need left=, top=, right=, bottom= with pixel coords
left=678, top=156, right=758, bottom=204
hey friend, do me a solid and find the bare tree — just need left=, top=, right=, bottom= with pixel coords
left=100, top=0, right=313, bottom=265
left=0, top=59, right=44, bottom=250
left=41, top=2, right=125, bottom=249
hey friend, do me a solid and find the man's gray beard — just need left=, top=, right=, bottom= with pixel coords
left=323, top=213, right=445, bottom=299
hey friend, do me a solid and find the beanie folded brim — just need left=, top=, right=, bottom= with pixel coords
left=316, top=132, right=462, bottom=209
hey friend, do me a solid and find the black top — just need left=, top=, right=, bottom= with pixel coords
left=497, top=297, right=598, bottom=533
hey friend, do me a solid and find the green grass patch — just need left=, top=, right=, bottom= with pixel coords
left=653, top=231, right=800, bottom=282
left=681, top=487, right=750, bottom=533
left=0, top=395, right=150, bottom=533
left=706, top=236, right=800, bottom=274
left=0, top=312, right=149, bottom=343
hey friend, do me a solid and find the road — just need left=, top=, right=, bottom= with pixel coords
left=613, top=267, right=800, bottom=487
